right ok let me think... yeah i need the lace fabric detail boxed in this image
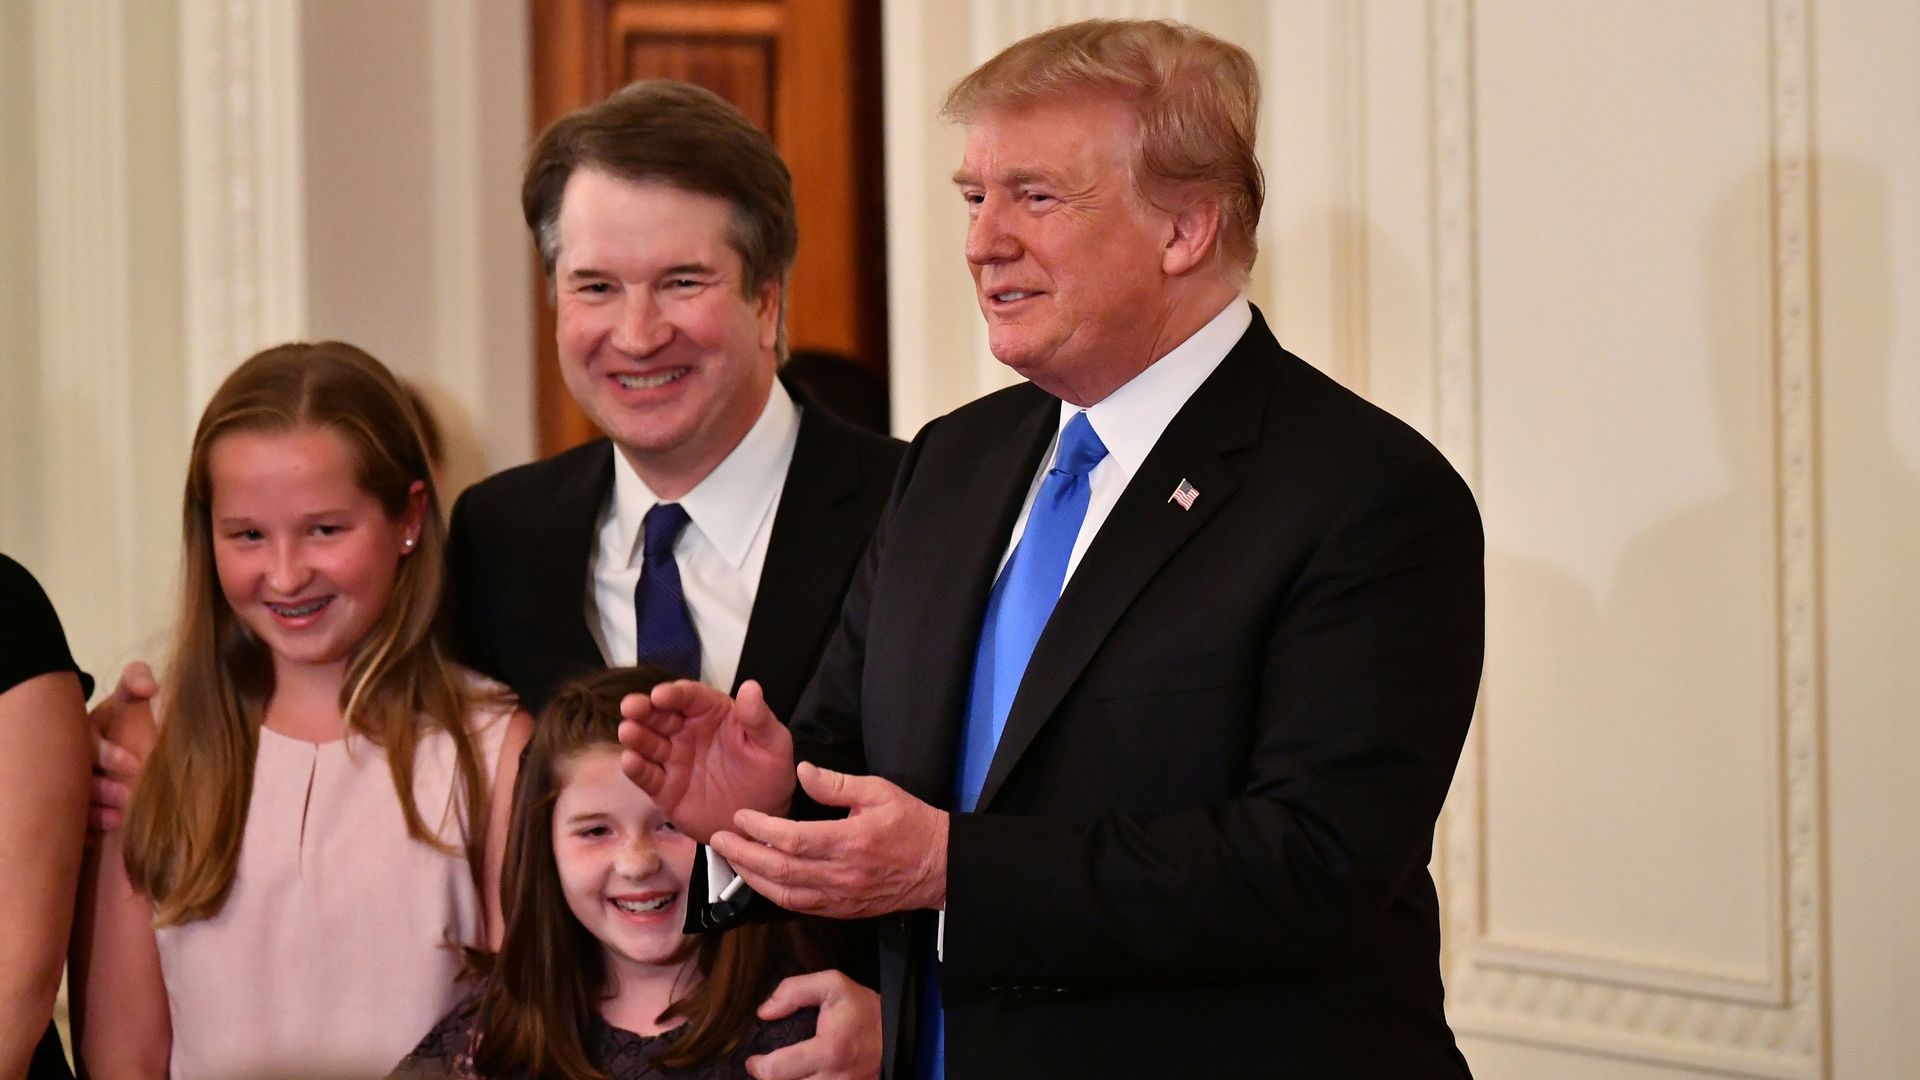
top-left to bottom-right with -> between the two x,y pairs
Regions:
390,992 -> 818,1080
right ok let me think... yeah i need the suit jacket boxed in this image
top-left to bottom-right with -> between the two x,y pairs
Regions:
790,310 -> 1483,1078
446,392 -> 905,718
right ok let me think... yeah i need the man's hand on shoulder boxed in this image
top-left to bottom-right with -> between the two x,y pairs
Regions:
618,678 -> 795,843
87,661 -> 158,832
746,968 -> 882,1080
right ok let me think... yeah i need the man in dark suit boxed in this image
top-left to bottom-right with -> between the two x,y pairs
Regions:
450,80 -> 902,721
449,402 -> 897,720
642,24 -> 1483,1078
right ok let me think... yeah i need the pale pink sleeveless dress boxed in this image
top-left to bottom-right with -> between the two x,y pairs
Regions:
154,686 -> 514,1080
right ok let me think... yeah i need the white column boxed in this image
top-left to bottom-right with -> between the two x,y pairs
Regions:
179,0 -> 309,415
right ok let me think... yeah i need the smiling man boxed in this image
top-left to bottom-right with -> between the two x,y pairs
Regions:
449,81 -> 903,724
621,20 -> 1485,1079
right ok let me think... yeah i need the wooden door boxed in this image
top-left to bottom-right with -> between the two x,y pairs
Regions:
531,0 -> 887,455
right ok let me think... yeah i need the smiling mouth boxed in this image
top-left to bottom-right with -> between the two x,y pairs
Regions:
611,895 -> 675,915
989,290 -> 1039,303
613,368 -> 689,390
266,597 -> 331,618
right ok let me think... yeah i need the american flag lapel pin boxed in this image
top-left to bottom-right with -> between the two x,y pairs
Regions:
1168,477 -> 1199,510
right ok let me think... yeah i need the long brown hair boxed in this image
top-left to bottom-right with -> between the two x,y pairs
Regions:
122,341 -> 495,926
474,667 -> 819,1078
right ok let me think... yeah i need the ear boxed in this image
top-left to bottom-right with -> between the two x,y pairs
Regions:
400,479 -> 428,555
1161,194 -> 1223,277
754,278 -> 783,353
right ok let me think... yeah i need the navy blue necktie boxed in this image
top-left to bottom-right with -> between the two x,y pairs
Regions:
633,502 -> 699,680
921,412 -> 1108,1080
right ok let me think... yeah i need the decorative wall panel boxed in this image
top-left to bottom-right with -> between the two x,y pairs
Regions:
1436,1 -> 1828,1075
180,0 -> 308,417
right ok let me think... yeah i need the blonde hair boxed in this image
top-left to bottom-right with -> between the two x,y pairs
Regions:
942,18 -> 1264,280
123,341 -> 497,926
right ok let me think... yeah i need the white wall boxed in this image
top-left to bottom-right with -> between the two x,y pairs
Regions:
6,2 -> 1915,1075
883,2 -> 1919,1076
3,0 -> 536,681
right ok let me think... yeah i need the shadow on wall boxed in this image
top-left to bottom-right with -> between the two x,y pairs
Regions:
1478,157 -> 1912,974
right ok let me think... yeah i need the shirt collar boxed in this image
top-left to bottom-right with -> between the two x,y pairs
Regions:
608,380 -> 800,569
1064,295 -> 1251,474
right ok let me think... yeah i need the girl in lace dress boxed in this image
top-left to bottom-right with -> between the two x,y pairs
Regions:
74,342 -> 532,1078
391,666 -> 823,1080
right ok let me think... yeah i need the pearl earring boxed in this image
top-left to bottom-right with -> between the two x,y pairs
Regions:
403,537 -> 416,551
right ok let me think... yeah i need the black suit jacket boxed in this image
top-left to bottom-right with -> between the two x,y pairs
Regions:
790,310 -> 1483,1078
447,394 -> 905,718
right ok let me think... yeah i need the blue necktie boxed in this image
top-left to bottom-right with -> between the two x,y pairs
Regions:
633,502 -> 699,680
954,411 -> 1107,812
922,412 -> 1108,1080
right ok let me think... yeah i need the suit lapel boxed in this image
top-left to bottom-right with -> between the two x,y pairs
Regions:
975,321 -> 1281,810
896,392 -> 1059,803
525,441 -> 610,673
737,404 -> 864,715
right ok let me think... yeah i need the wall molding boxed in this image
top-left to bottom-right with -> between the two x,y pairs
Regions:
180,0 -> 307,416
1436,0 -> 1830,1074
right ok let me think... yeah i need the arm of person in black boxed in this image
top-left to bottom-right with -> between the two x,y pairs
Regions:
0,555 -> 94,1079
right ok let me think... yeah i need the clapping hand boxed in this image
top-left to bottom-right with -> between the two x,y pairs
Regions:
618,678 -> 796,843
712,762 -> 948,919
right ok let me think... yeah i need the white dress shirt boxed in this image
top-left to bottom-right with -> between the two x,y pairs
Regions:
994,296 -> 1252,587
586,381 -> 801,690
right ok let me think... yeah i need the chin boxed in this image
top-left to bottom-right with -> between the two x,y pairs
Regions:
988,340 -> 1039,375
608,410 -> 697,454
274,642 -> 350,668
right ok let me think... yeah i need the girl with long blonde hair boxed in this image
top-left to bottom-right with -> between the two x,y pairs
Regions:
73,342 -> 532,1079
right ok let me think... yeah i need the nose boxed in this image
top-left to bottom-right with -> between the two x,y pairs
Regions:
609,291 -> 674,357
266,539 -> 311,597
613,831 -> 663,881
966,196 -> 1019,267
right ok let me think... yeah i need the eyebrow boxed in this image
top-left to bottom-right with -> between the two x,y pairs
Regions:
563,262 -> 720,283
561,811 -> 608,826
213,510 -> 353,529
951,167 -> 1065,189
